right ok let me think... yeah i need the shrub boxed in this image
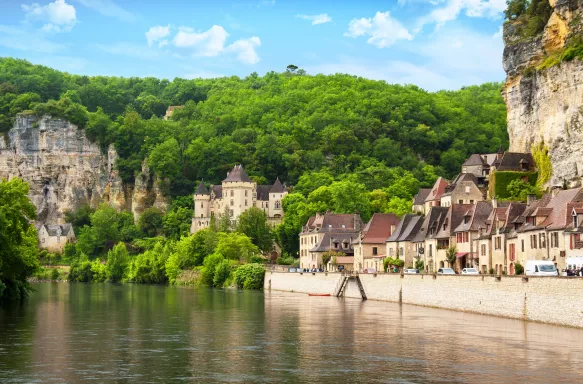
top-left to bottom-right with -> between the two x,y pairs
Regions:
514,262 -> 524,275
50,268 -> 60,281
69,255 -> 93,282
106,242 -> 129,283
199,253 -> 225,286
489,268 -> 495,275
276,255 -> 295,265
91,260 -> 108,282
213,259 -> 232,288
415,260 -> 424,271
233,263 -> 265,290
126,243 -> 170,284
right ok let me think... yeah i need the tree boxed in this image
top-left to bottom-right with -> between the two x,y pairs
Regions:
236,207 -> 273,254
321,251 -> 345,268
218,206 -> 233,233
138,207 -> 164,237
328,180 -> 372,222
163,207 -> 192,240
215,232 -> 259,262
0,178 -> 39,301
445,246 -> 458,268
505,0 -> 528,20
106,242 -> 129,283
506,179 -> 540,202
149,138 -> 182,181
286,64 -> 298,73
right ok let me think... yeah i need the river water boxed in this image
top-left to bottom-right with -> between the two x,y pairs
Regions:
1,283 -> 582,383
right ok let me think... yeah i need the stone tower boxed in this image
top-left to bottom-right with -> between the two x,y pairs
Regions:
191,180 -> 211,233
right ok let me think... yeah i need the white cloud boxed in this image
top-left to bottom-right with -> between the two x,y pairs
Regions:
173,25 -> 229,56
74,0 -> 137,22
345,11 -> 412,48
493,25 -> 503,39
416,0 -> 506,31
225,36 -> 261,64
296,14 -> 332,25
169,25 -> 261,64
146,25 -> 170,47
21,0 -> 77,33
0,24 -> 65,52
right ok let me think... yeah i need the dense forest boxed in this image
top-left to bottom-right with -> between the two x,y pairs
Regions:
0,57 -> 509,258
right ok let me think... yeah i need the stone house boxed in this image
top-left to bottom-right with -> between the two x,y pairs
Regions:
430,204 -> 473,271
163,105 -> 184,120
38,223 -> 75,253
563,204 -> 583,260
412,188 -> 431,214
353,213 -> 400,273
421,206 -> 449,273
191,165 -> 288,233
327,256 -> 355,272
299,213 -> 364,270
492,152 -> 536,173
461,153 -> 491,179
452,201 -> 494,271
386,214 -> 424,269
424,177 -> 448,212
440,173 -> 485,207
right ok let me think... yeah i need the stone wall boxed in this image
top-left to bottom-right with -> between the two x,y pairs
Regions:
265,272 -> 583,328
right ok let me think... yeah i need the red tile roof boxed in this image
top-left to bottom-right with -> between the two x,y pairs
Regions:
361,213 -> 400,243
425,177 -> 449,203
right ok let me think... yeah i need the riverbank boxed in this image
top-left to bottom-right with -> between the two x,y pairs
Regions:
264,271 -> 583,328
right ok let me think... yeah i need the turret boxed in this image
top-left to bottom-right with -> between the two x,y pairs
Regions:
268,177 -> 287,221
191,180 -> 211,233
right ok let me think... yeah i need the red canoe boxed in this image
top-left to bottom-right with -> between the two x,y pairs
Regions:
308,293 -> 331,296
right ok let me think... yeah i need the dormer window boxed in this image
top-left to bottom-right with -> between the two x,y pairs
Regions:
341,224 -> 346,228
573,211 -> 579,228
328,224 -> 332,228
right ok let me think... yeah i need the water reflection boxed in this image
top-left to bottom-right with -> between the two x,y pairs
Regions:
0,283 -> 582,383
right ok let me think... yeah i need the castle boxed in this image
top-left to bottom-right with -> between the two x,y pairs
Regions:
190,165 -> 288,233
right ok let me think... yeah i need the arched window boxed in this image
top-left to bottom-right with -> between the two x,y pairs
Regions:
275,201 -> 281,209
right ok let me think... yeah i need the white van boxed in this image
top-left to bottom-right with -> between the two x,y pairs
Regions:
524,260 -> 558,276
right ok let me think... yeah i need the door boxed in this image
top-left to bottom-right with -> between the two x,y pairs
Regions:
510,263 -> 515,275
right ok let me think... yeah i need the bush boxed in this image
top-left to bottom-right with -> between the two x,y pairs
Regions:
514,262 -> 524,275
126,243 -> 170,284
233,263 -> 265,290
200,253 -> 224,287
91,260 -> 108,282
415,260 -> 424,271
276,255 -> 295,265
489,268 -> 495,275
106,242 -> 129,283
50,268 -> 60,281
69,256 -> 93,282
250,255 -> 268,264
213,259 -> 232,288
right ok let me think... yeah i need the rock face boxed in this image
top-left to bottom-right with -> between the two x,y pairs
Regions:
0,115 -> 166,224
502,0 -> 583,187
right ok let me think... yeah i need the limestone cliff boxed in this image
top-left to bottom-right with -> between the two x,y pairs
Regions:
0,115 -> 166,224
502,0 -> 583,187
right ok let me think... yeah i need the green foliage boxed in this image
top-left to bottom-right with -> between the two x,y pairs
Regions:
162,206 -> 192,240
531,142 -> 552,189
415,259 -> 424,271
64,205 -> 94,229
506,179 -> 541,202
50,267 -> 60,281
69,253 -> 93,282
445,246 -> 458,267
126,242 -> 170,284
106,242 -> 129,283
138,207 -> 164,237
200,253 -> 225,287
276,255 -> 295,265
90,260 -> 108,282
505,0 -> 553,39
322,251 -> 345,267
233,263 -> 265,290
514,262 -> 524,275
489,171 -> 538,199
0,178 -> 39,301
215,232 -> 259,262
213,259 -> 233,288
236,207 -> 273,253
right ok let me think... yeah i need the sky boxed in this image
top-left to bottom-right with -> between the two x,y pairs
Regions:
0,0 -> 508,91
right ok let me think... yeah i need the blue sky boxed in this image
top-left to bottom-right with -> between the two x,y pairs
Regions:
0,0 -> 508,91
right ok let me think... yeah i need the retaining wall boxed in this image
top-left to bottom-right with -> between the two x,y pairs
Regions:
264,272 -> 583,328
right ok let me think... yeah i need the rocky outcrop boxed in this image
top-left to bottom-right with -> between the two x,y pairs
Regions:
0,115 -> 166,224
502,0 -> 583,187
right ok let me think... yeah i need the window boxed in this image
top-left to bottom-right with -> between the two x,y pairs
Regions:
230,200 -> 234,206
530,235 -> 537,249
372,247 -> 378,255
551,232 -> 559,248
573,213 -> 579,228
275,201 -> 281,209
429,244 -> 433,257
521,239 -> 524,252
229,209 -> 234,217
465,186 -> 470,193
245,190 -> 248,197
230,190 -> 234,197
334,243 -> 339,249
570,233 -> 581,249
201,202 -> 203,208
389,248 -> 394,256
399,247 -> 404,256
481,244 -> 486,256
539,233 -> 546,248
509,243 -> 515,261
458,200 -> 464,204
245,199 -> 248,206
463,167 -> 467,173
495,236 -> 501,250
469,200 -> 474,204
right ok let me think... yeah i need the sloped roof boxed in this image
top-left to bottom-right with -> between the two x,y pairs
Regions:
413,189 -> 431,205
496,152 -> 536,172
437,204 -> 473,239
45,224 -> 72,237
462,154 -> 488,166
425,177 -> 449,203
388,214 -> 421,242
361,213 -> 400,243
543,188 -> 583,230
195,180 -> 209,195
270,178 -> 285,193
256,185 -> 271,200
311,233 -> 357,254
424,206 -> 449,240
223,164 -> 252,182
211,185 -> 223,198
454,201 -> 493,233
302,213 -> 364,233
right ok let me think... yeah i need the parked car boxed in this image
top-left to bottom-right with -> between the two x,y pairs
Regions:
437,268 -> 455,275
524,260 -> 558,276
288,267 -> 296,273
404,268 -> 419,274
461,268 -> 479,275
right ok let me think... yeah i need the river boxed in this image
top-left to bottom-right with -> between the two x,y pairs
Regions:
0,283 -> 582,383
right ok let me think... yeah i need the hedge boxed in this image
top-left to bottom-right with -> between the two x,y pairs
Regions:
489,171 -> 538,199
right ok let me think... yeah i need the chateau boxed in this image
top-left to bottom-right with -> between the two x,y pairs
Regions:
190,165 -> 288,233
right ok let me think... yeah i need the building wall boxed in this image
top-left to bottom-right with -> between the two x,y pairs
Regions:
450,182 -> 484,205
477,238 -> 491,274
490,233 -> 506,275
264,271 -> 583,328
38,227 -> 74,253
299,232 -> 324,269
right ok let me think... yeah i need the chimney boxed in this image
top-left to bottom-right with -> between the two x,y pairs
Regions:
527,194 -> 537,205
551,187 -> 560,197
492,198 -> 497,209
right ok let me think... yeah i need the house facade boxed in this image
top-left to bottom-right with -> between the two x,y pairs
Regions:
38,224 -> 75,253
191,165 -> 288,233
353,213 -> 400,272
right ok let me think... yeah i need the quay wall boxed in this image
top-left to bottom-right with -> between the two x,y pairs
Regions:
264,272 -> 583,328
